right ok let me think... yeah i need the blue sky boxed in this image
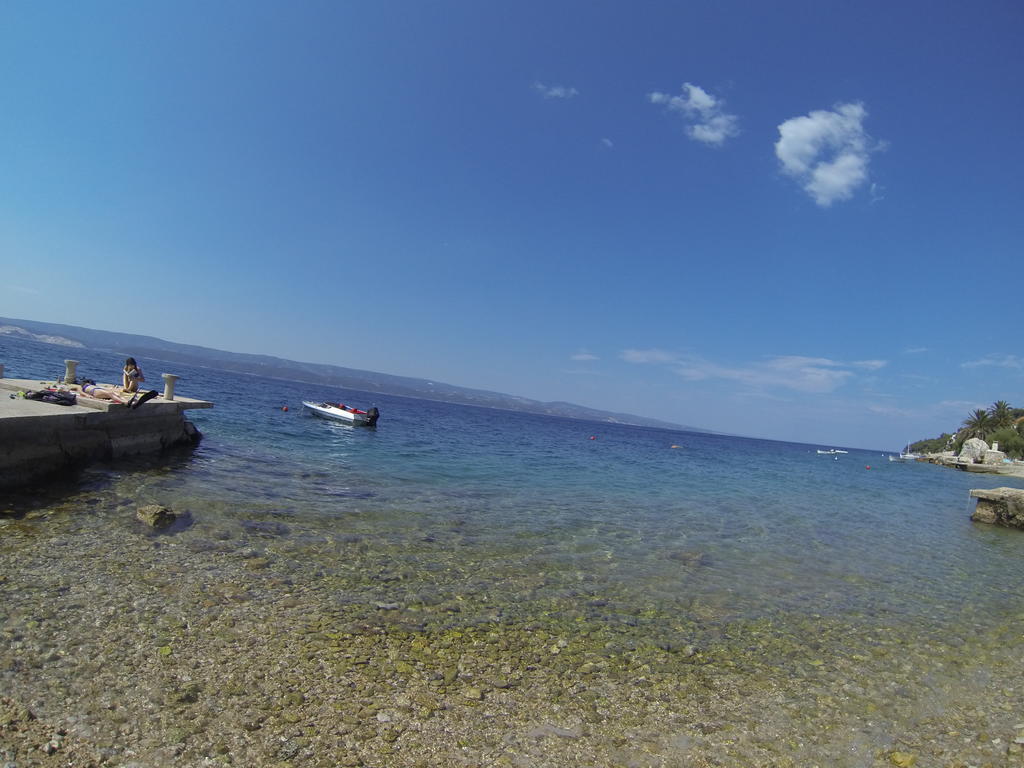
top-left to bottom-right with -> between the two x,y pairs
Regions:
2,1 -> 1021,449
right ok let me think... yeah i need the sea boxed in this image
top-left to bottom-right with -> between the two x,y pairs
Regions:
2,335 -> 1024,766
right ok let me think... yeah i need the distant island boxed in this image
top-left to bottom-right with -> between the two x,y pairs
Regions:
0,317 -> 707,433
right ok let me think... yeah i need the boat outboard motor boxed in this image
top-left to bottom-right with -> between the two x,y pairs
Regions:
366,407 -> 380,426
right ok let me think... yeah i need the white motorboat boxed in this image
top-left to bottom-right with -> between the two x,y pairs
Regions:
303,400 -> 380,426
816,449 -> 848,455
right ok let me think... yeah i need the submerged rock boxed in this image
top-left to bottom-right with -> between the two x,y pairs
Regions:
889,751 -> 917,767
136,504 -> 189,528
241,520 -> 291,537
666,550 -> 711,567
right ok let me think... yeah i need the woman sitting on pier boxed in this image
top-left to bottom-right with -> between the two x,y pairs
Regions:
122,357 -> 145,393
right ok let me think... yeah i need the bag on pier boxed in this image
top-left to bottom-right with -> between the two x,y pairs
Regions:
25,390 -> 77,406
43,391 -> 77,406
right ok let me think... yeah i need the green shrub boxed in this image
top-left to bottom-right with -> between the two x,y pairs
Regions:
988,427 -> 1024,459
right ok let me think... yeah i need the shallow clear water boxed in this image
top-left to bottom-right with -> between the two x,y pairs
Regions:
3,336 -> 1024,766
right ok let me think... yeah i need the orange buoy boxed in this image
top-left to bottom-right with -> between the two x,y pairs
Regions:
589,435 -> 597,440
282,406 -> 289,412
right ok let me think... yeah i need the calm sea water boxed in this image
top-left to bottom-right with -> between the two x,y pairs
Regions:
4,336 -> 1024,764
4,335 -> 1021,630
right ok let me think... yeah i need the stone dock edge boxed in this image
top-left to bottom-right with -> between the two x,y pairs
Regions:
0,375 -> 212,491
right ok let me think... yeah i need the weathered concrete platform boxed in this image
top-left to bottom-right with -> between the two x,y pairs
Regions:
970,487 -> 1024,530
0,376 -> 212,490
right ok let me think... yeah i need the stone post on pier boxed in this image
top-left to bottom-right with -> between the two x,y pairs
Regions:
162,373 -> 179,401
64,360 -> 79,384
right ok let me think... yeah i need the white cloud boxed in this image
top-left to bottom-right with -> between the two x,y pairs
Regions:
625,350 -> 887,394
775,102 -> 877,206
533,82 -> 579,99
648,82 -> 739,146
961,354 -> 1024,370
601,138 -> 614,148
571,351 -> 599,361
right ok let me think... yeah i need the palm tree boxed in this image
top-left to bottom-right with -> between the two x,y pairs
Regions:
963,408 -> 993,439
988,400 -> 1014,428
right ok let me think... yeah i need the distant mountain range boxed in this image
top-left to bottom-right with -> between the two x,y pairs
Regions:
0,317 -> 706,432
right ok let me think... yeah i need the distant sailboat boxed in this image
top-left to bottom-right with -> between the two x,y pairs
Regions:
888,443 -> 920,463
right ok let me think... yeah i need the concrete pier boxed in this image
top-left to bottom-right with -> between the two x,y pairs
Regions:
0,375 -> 212,490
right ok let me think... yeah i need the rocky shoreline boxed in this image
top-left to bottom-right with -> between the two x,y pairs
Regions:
922,454 -> 1024,477
918,439 -> 1024,478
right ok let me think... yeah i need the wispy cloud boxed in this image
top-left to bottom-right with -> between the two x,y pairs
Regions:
868,398 -> 981,423
853,359 -> 887,371
623,351 -> 887,394
533,82 -> 579,99
961,354 -> 1024,370
866,403 -> 916,418
904,347 -> 928,355
648,82 -> 739,146
775,102 -> 879,206
571,351 -> 599,361
9,285 -> 41,295
939,399 -> 983,411
601,138 -> 614,149
686,355 -> 855,393
621,348 -> 678,364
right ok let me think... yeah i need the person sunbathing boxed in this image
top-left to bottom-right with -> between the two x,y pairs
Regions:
80,383 -> 159,409
80,383 -> 124,403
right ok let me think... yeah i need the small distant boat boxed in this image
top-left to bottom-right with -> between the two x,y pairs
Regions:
888,443 -> 919,462
816,449 -> 848,455
302,400 -> 380,426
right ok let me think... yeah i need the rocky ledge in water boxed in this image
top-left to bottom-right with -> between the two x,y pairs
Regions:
970,487 -> 1024,529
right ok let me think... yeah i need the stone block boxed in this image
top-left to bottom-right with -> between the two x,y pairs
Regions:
981,450 -> 1007,465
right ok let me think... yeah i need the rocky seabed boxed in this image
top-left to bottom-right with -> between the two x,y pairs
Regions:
2,480 -> 1024,768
